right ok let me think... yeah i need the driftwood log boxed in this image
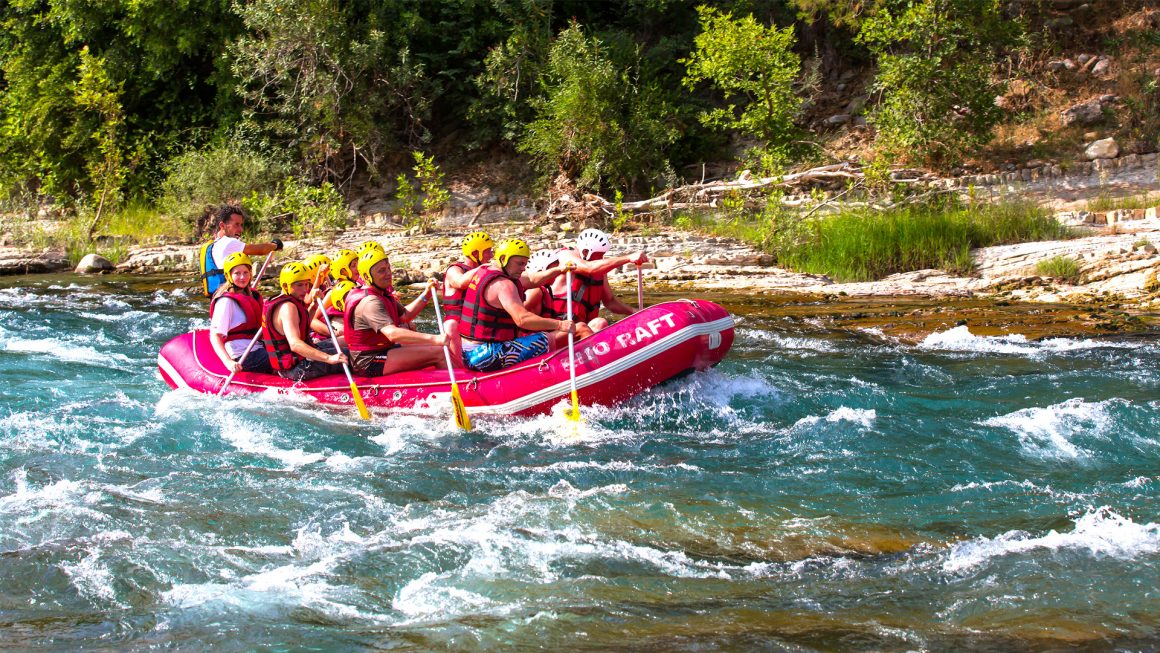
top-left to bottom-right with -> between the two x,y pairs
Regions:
545,162 -> 952,222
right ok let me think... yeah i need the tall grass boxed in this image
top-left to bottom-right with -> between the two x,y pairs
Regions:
678,197 -> 1072,282
1035,255 -> 1081,282
3,199 -> 185,266
1086,191 -> 1156,213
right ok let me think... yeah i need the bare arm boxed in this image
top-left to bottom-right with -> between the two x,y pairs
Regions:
242,241 -> 278,256
557,250 -> 648,277
209,331 -> 242,372
601,278 -> 636,316
522,265 -> 564,287
280,304 -> 346,364
494,279 -> 572,334
524,287 -> 544,314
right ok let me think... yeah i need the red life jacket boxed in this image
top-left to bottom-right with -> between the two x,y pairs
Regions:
441,261 -> 473,321
568,272 -> 605,322
537,284 -> 565,320
209,286 -> 263,343
459,267 -> 522,343
261,294 -> 310,371
342,285 -> 406,352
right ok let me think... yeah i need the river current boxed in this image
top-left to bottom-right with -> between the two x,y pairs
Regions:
1,274 -> 1158,651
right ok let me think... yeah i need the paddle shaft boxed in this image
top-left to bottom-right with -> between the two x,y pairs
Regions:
565,269 -> 579,412
428,285 -> 460,386
637,265 -> 644,311
315,297 -> 358,389
216,251 -> 275,396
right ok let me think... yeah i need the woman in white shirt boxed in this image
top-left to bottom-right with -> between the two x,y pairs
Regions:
208,252 -> 273,374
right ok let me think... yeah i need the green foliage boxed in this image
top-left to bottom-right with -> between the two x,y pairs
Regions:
857,0 -> 1021,166
519,21 -> 678,192
244,177 -> 349,239
611,190 -> 632,232
681,6 -> 801,157
398,151 -> 450,233
395,174 -> 418,225
74,47 -> 136,236
0,0 -> 240,200
157,142 -> 290,237
1035,255 -> 1081,282
1086,191 -> 1156,213
679,197 -> 1067,282
414,152 -> 449,217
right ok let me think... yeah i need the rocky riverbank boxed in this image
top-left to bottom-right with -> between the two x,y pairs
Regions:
4,153 -> 1160,320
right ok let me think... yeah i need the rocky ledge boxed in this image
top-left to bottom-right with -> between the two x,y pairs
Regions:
0,247 -> 69,275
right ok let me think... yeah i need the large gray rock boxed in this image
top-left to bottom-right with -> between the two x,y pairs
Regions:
1061,98 -> 1106,126
1091,58 -> 1111,76
75,253 -> 114,274
1084,138 -> 1119,160
0,247 -> 71,276
115,245 -> 196,274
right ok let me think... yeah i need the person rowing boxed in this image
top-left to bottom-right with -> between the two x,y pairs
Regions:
197,204 -> 283,297
441,231 -> 494,336
342,249 -> 463,376
457,239 -> 586,372
541,228 -> 648,332
261,261 -> 348,382
208,252 -> 273,374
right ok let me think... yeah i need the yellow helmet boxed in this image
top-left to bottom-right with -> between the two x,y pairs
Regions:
357,240 -> 385,258
461,231 -> 495,264
330,249 -> 358,281
279,261 -> 313,295
222,252 -> 253,279
357,249 -> 390,286
329,280 -> 357,312
304,253 -> 331,271
495,238 -> 531,269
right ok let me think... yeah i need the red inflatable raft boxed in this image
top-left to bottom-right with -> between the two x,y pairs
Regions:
157,300 -> 735,418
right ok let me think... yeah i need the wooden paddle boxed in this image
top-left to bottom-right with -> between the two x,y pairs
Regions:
563,266 -> 582,425
315,296 -> 370,420
429,284 -> 472,431
217,252 -> 274,396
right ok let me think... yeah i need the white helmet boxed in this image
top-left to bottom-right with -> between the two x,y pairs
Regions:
575,228 -> 611,260
526,249 -> 560,274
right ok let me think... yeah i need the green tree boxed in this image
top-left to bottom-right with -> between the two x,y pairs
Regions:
75,47 -> 135,234
680,6 -> 802,158
0,0 -> 241,202
519,21 -> 677,192
856,0 -> 1021,165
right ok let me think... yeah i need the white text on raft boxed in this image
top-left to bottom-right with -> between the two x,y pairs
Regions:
571,313 -> 677,366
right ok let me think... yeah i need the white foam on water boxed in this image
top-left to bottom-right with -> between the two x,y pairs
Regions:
793,406 -> 877,430
501,460 -> 702,475
0,471 -> 101,514
981,397 -> 1113,460
942,508 -> 1160,573
393,571 -> 495,619
215,413 -> 324,469
78,309 -> 158,324
919,325 -> 1147,357
60,548 -> 121,606
738,329 -> 841,355
1,334 -> 133,366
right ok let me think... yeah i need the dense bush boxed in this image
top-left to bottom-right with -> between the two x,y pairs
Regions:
519,22 -> 678,192
856,0 -> 1021,165
157,143 -> 290,237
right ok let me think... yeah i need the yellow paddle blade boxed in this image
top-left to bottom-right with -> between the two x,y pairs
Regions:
450,384 -> 472,431
350,381 -> 371,420
567,389 -> 583,422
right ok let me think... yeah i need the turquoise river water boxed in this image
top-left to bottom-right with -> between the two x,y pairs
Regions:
1,274 -> 1158,651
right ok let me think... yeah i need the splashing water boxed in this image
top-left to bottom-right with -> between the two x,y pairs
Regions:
1,274 -> 1158,651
